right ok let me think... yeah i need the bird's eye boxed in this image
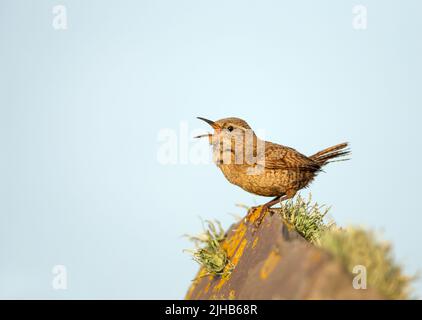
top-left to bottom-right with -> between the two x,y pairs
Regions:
227,126 -> 234,132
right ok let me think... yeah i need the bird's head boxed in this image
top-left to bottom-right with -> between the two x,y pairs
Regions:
195,117 -> 254,144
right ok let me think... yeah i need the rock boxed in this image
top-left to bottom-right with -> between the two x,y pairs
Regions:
185,207 -> 383,300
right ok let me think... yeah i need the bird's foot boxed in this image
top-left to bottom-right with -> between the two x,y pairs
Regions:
254,206 -> 269,229
244,205 -> 269,230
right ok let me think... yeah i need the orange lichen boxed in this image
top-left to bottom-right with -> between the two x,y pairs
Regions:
195,289 -> 203,299
260,250 -> 281,280
185,281 -> 196,299
185,267 -> 210,299
204,282 -> 211,293
214,237 -> 249,292
187,209 -> 264,298
246,207 -> 262,223
213,269 -> 231,291
185,288 -> 193,299
229,290 -> 236,300
223,222 -> 247,257
252,237 -> 259,249
231,238 -> 248,266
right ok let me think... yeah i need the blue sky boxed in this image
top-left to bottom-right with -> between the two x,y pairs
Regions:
1,0 -> 421,298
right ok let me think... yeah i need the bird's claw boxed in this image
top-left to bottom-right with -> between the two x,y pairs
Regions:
252,206 -> 269,231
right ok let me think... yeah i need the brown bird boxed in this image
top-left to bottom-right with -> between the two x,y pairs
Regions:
196,117 -> 350,226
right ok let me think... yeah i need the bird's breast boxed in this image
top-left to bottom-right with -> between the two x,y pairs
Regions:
218,164 -> 316,197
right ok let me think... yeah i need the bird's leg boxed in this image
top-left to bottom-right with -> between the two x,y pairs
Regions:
254,190 -> 297,228
254,195 -> 283,227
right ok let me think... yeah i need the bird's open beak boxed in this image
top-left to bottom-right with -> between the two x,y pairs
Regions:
195,117 -> 221,144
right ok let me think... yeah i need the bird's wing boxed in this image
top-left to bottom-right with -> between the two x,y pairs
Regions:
261,143 -> 320,172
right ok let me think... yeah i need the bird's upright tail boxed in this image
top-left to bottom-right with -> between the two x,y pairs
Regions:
310,142 -> 351,167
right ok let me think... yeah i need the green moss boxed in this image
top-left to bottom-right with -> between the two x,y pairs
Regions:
278,194 -> 334,243
184,220 -> 233,278
319,227 -> 415,299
